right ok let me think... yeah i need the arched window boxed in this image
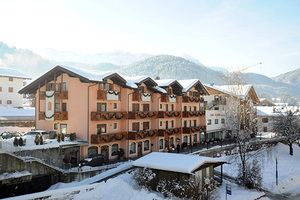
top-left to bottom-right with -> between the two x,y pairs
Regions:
193,134 -> 197,143
183,136 -> 188,143
111,144 -> 118,156
144,140 -> 150,151
88,146 -> 98,156
130,142 -> 136,154
48,102 -> 52,110
159,139 -> 164,149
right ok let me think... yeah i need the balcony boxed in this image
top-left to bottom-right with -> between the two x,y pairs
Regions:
158,128 -> 181,136
97,90 -> 120,101
91,112 -> 127,121
128,130 -> 157,140
39,112 -> 45,120
182,111 -> 205,118
132,92 -> 140,101
182,125 -> 206,134
160,94 -> 177,103
213,99 -> 226,106
182,96 -> 204,103
158,111 -> 181,118
128,111 -> 157,119
141,93 -> 151,102
91,133 -> 127,144
54,112 -> 68,120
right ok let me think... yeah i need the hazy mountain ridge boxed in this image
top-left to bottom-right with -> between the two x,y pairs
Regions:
272,68 -> 300,87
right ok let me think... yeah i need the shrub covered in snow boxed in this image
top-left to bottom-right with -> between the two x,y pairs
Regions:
237,158 -> 262,189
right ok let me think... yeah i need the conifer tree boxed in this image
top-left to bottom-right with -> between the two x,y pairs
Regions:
13,136 -> 19,146
34,133 -> 40,145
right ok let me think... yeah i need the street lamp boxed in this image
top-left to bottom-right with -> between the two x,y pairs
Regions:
275,156 -> 279,186
204,178 -> 211,200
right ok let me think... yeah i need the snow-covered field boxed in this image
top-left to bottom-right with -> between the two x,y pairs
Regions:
5,142 -> 300,200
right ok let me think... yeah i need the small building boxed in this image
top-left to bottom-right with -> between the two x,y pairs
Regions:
133,152 -> 226,194
0,67 -> 31,107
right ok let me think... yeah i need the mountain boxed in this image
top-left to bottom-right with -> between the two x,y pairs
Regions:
117,55 -> 224,84
37,48 -> 153,66
272,68 -> 300,87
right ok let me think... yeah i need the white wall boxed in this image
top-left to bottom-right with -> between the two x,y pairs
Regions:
0,76 -> 25,107
206,110 -> 226,132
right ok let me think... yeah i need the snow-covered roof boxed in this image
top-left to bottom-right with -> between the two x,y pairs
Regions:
152,86 -> 167,93
256,106 -> 300,116
122,75 -> 149,88
133,152 -> 226,174
155,79 -> 176,87
0,67 -> 31,79
178,79 -> 199,92
217,84 -> 252,99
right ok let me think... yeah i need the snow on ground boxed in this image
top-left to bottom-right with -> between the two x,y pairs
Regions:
216,142 -> 300,196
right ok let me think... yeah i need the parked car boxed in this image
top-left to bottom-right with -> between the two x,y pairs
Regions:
79,154 -> 106,167
24,130 -> 50,139
0,131 -> 21,139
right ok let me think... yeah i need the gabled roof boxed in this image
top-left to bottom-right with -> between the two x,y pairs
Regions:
259,98 -> 276,106
133,152 -> 226,174
0,67 -> 31,79
19,65 -> 126,94
155,79 -> 183,95
178,79 -> 209,95
123,76 -> 158,89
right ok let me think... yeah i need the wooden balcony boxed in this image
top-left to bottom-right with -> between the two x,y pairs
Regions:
128,111 -> 157,119
182,126 -> 206,134
91,133 -> 127,144
91,112 -> 127,121
158,128 -> 181,136
158,111 -> 181,118
128,130 -> 157,140
97,90 -> 107,100
182,111 -> 205,118
161,94 -> 167,102
132,92 -> 140,101
97,90 -> 120,100
182,96 -> 204,103
62,91 -> 68,99
39,93 -> 45,100
54,112 -> 68,120
39,112 -> 45,120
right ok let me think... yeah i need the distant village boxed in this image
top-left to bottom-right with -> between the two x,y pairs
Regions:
0,65 -> 299,199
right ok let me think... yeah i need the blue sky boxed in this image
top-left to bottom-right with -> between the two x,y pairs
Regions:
0,0 -> 299,77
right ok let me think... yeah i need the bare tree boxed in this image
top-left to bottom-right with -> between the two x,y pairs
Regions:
272,108 -> 300,155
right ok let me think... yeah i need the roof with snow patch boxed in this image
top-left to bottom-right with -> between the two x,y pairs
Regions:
0,67 -> 31,79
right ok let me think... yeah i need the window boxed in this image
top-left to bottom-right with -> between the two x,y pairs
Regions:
160,104 -> 163,109
183,136 -> 188,143
194,106 -> 197,111
0,87 -> 2,92
48,102 -> 52,110
221,118 -> 225,124
48,84 -> 54,91
97,124 -> 107,134
160,121 -> 163,127
54,123 -> 58,130
171,104 -> 174,111
111,144 -> 118,156
113,122 -> 118,130
214,95 -> 219,101
159,139 -> 164,149
130,142 -> 136,154
132,122 -> 140,131
62,103 -> 67,112
262,118 -> 268,123
143,104 -> 150,111
189,91 -> 193,96
143,121 -> 150,130
144,140 -> 150,151
113,103 -> 118,110
171,120 -> 174,128
106,83 -> 114,91
9,87 -> 13,93
0,100 -> 2,104
88,146 -> 98,156
194,120 -> 197,127
215,119 -> 218,124
165,104 -> 169,111
189,120 -> 192,127
193,134 -> 197,143
55,103 -> 60,112
207,119 -> 211,125
263,127 -> 268,132
60,124 -> 67,134
170,137 -> 174,146
214,107 -> 219,110
184,120 -> 187,127
184,106 -> 187,111
62,82 -> 67,91
9,77 -> 13,81
132,103 -> 140,112
97,103 -> 107,112
189,106 -> 192,111
7,100 -> 12,104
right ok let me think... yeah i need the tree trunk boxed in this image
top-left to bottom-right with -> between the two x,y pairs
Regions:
289,143 -> 293,156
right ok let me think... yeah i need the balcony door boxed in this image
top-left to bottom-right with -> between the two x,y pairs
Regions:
166,121 -> 169,129
132,103 -> 140,112
97,103 -> 107,112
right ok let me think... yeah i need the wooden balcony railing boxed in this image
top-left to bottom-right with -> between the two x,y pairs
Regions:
128,130 -> 157,140
91,133 -> 127,144
182,96 -> 204,103
62,91 -> 68,99
128,111 -> 157,119
161,94 -> 167,102
158,128 -> 181,136
132,92 -> 140,101
182,125 -> 206,134
97,90 -> 120,101
39,93 -> 45,100
182,111 -> 205,118
39,112 -> 45,120
91,112 -> 127,121
158,111 -> 181,118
